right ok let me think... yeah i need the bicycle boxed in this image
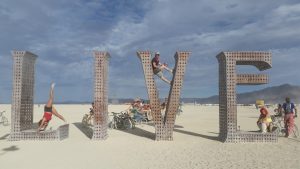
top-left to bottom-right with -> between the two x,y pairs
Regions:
109,111 -> 135,130
177,103 -> 183,116
0,111 -> 9,126
271,115 -> 299,138
82,111 -> 94,126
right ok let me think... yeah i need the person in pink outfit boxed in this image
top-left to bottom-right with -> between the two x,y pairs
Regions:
282,97 -> 297,137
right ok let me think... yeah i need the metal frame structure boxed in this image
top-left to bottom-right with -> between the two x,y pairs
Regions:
92,51 -> 110,140
217,51 -> 277,143
8,50 -> 277,143
9,51 -> 69,141
137,51 -> 190,140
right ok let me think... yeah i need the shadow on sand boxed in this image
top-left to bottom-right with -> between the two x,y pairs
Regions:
173,128 -> 220,141
0,134 -> 10,140
248,116 -> 259,119
73,122 -> 155,140
73,122 -> 219,141
146,123 -> 219,141
288,137 -> 300,142
146,122 -> 184,129
117,127 -> 155,140
0,145 -> 20,156
73,122 -> 93,139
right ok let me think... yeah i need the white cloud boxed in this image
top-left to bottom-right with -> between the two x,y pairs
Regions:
0,0 -> 299,102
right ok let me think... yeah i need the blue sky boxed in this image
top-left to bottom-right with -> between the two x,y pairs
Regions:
0,0 -> 300,103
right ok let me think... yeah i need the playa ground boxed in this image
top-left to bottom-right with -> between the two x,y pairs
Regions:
0,104 -> 299,169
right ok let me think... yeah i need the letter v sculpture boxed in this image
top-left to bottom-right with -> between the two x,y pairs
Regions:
137,51 -> 190,141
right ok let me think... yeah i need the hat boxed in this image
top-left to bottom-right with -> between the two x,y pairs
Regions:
134,97 -> 141,102
155,52 -> 160,55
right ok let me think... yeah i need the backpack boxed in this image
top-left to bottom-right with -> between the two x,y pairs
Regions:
283,103 -> 294,113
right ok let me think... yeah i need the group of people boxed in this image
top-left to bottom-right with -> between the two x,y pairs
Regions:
125,98 -> 152,122
125,97 -> 176,122
38,54 -> 297,138
36,52 -> 167,131
257,97 -> 297,137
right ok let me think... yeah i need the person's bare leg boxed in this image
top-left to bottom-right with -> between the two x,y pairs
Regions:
160,76 -> 171,84
52,107 -> 66,122
164,66 -> 173,73
46,83 -> 55,108
41,121 -> 48,130
38,118 -> 47,131
161,64 -> 173,74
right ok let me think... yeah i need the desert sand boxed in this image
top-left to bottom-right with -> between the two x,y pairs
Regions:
0,104 -> 299,169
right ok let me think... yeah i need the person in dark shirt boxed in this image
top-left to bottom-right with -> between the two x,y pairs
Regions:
282,97 -> 298,137
151,52 -> 173,84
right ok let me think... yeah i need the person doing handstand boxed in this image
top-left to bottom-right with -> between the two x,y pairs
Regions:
38,83 -> 66,131
151,52 -> 173,84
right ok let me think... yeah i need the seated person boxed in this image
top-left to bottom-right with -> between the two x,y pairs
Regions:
151,52 -> 173,84
126,98 -> 145,122
141,103 -> 152,121
274,104 -> 283,117
257,106 -> 272,133
132,109 -> 145,122
89,102 -> 95,115
86,102 -> 95,125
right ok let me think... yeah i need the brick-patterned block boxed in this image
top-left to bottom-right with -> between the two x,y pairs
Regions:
9,50 -> 69,141
92,51 -> 110,140
217,51 -> 277,143
137,51 -> 190,140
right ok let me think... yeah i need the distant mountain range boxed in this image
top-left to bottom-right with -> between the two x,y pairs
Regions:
41,84 -> 299,105
182,84 -> 300,104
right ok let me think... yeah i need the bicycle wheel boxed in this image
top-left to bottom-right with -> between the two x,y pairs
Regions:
292,125 -> 299,138
272,122 -> 280,135
82,115 -> 88,126
131,119 -> 135,129
275,126 -> 283,136
123,118 -> 133,129
113,117 -> 119,129
89,115 -> 94,126
108,121 -> 115,129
